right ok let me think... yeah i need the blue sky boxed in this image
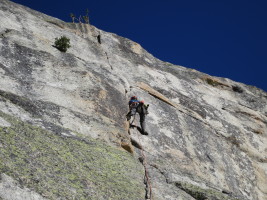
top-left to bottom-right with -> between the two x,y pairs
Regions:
12,0 -> 267,92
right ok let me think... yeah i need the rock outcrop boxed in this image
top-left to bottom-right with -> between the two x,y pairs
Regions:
0,0 -> 266,199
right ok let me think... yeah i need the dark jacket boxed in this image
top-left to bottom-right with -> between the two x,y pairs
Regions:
137,103 -> 148,115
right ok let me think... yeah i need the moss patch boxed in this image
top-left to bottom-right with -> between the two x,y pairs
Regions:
206,78 -> 221,87
175,182 -> 240,200
205,78 -> 230,89
0,111 -> 144,200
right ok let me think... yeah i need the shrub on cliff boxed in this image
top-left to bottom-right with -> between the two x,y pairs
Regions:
54,36 -> 71,52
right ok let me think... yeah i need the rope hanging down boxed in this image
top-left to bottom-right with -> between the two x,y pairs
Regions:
131,114 -> 153,200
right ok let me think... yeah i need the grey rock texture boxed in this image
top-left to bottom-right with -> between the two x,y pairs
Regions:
0,0 -> 267,199
0,174 -> 46,200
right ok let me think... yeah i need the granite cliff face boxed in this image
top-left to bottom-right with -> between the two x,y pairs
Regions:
0,0 -> 267,199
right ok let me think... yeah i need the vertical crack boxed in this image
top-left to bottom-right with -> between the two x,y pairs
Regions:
104,51 -> 113,70
139,156 -> 152,199
129,119 -> 153,199
130,128 -> 152,199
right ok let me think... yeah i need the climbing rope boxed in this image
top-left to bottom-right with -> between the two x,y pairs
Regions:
132,113 -> 153,200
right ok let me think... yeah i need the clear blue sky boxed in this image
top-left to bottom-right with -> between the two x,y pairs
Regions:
11,0 -> 267,92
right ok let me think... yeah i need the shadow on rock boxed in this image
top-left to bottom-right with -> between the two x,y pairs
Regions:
130,124 -> 148,135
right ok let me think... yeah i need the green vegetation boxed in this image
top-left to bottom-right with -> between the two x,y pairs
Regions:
83,9 -> 90,24
54,36 -> 71,52
70,13 -> 76,23
0,111 -> 144,200
69,9 -> 89,24
175,182 -> 240,200
206,78 -> 221,87
205,77 -> 231,89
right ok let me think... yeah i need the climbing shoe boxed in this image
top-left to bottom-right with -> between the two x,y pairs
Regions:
126,114 -> 131,121
142,131 -> 148,135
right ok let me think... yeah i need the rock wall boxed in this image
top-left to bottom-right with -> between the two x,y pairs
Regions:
0,0 -> 266,199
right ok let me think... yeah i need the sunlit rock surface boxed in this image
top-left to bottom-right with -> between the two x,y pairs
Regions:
0,0 -> 267,199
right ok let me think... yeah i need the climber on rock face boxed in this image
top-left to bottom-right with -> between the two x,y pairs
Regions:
126,96 -> 149,135
137,100 -> 149,135
126,96 -> 139,120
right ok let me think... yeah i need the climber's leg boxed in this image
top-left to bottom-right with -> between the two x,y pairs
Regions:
140,114 -> 148,135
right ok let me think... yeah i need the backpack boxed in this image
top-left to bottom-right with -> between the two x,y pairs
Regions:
137,103 -> 149,115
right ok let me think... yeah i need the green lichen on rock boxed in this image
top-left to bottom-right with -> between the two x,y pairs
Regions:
206,78 -> 221,87
175,182 -> 240,200
0,111 -> 145,200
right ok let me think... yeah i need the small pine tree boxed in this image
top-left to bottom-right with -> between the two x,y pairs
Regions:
83,9 -> 89,24
83,15 -> 89,24
78,15 -> 83,24
70,13 -> 76,23
54,36 -> 71,52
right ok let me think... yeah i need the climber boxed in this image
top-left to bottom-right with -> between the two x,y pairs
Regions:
136,100 -> 149,135
126,96 -> 140,120
126,96 -> 149,135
